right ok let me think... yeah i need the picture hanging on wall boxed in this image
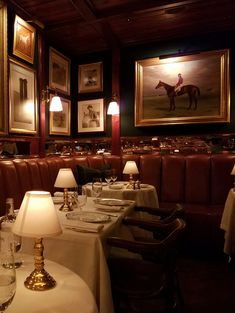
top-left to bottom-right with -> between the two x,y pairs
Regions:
135,49 -> 230,126
77,98 -> 104,133
78,62 -> 103,93
49,47 -> 71,95
49,96 -> 71,136
9,58 -> 38,134
13,15 -> 36,64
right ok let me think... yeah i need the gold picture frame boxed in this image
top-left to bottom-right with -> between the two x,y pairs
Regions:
9,58 -> 38,134
13,15 -> 36,64
49,47 -> 70,95
49,96 -> 71,136
0,1 -> 7,135
78,62 -> 103,93
77,98 -> 104,133
135,49 -> 230,126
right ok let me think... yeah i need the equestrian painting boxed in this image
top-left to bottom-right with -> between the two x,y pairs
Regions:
135,49 -> 230,126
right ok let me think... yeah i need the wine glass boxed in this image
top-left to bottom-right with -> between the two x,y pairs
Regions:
0,237 -> 16,312
77,186 -> 87,210
92,178 -> 103,198
111,169 -> 117,184
104,171 -> 112,186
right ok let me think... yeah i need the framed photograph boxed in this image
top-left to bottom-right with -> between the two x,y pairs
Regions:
0,2 -> 8,135
77,98 -> 104,133
13,15 -> 36,64
78,62 -> 103,93
49,47 -> 70,95
49,96 -> 71,136
135,49 -> 230,126
9,58 -> 38,134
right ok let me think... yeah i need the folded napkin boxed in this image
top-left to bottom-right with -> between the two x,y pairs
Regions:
95,203 -> 122,212
109,184 -> 124,190
63,222 -> 104,233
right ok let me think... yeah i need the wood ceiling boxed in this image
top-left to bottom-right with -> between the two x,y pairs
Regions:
5,0 -> 235,57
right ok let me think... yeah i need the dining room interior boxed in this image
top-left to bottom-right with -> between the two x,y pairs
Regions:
1,0 -> 235,313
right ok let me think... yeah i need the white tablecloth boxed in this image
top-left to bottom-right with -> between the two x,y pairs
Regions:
220,189 -> 235,255
86,182 -> 159,208
20,197 -> 135,313
8,254 -> 98,313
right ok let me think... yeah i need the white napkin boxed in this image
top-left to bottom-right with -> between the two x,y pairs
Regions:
94,203 -> 123,212
63,222 -> 104,233
109,184 -> 124,190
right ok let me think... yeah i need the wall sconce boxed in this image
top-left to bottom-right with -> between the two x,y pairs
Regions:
107,94 -> 119,115
41,86 -> 63,112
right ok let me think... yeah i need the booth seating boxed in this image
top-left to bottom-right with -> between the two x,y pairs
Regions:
0,153 -> 234,253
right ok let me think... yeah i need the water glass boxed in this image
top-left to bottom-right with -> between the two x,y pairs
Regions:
77,186 -> 87,210
92,178 -> 103,198
0,236 -> 16,312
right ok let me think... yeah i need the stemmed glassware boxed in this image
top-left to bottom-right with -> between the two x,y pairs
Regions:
0,237 -> 16,312
111,169 -> 117,184
77,186 -> 87,210
92,178 -> 103,198
104,171 -> 112,186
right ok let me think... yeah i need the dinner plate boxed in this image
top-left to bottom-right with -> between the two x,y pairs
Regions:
109,183 -> 124,190
52,197 -> 64,204
140,184 -> 149,188
94,198 -> 130,206
66,211 -> 111,223
94,203 -> 122,212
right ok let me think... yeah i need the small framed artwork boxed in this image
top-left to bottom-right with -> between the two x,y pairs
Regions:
49,47 -> 70,95
77,98 -> 104,133
0,3 -> 8,135
49,96 -> 71,136
9,58 -> 37,134
78,62 -> 103,93
13,15 -> 36,64
135,49 -> 230,126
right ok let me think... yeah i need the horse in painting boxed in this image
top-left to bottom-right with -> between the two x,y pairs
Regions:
155,80 -> 200,111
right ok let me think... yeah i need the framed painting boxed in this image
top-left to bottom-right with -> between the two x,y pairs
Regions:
9,58 -> 38,134
78,62 -> 103,93
49,96 -> 71,136
13,15 -> 36,64
135,49 -> 230,126
49,47 -> 70,95
77,98 -> 104,133
0,2 -> 7,135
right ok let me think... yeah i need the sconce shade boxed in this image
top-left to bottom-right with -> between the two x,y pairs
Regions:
231,165 -> 235,175
49,95 -> 63,112
123,161 -> 139,175
54,168 -> 78,188
107,100 -> 119,115
12,191 -> 62,238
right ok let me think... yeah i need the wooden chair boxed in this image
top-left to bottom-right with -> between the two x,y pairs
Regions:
107,217 -> 186,313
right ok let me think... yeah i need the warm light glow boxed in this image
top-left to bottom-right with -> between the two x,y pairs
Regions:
12,191 -> 62,238
123,161 -> 139,175
107,100 -> 119,115
49,96 -> 63,112
54,168 -> 77,188
231,165 -> 235,175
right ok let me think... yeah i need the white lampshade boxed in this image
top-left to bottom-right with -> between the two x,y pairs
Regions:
12,191 -> 62,238
123,161 -> 139,175
107,100 -> 119,115
231,165 -> 235,175
54,168 -> 77,188
49,95 -> 63,112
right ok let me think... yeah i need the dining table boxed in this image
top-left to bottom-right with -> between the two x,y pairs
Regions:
8,254 -> 98,313
19,196 -> 136,313
220,188 -> 235,257
85,181 -> 159,208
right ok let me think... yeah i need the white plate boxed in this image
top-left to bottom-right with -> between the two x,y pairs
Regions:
109,184 -> 124,190
53,197 -> 64,204
94,198 -> 130,206
140,184 -> 149,188
66,211 -> 111,223
94,204 -> 122,212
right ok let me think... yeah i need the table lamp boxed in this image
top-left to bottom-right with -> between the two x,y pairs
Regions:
12,191 -> 62,291
231,165 -> 235,191
123,161 -> 139,188
54,168 -> 78,211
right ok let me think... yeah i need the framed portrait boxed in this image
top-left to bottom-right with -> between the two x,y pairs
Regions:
9,58 -> 38,134
0,2 -> 7,135
77,98 -> 104,133
135,49 -> 230,126
13,15 -> 36,64
49,96 -> 71,136
49,47 -> 70,95
78,62 -> 103,93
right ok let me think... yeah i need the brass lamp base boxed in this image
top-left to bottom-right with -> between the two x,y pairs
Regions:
24,268 -> 56,291
59,188 -> 73,212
